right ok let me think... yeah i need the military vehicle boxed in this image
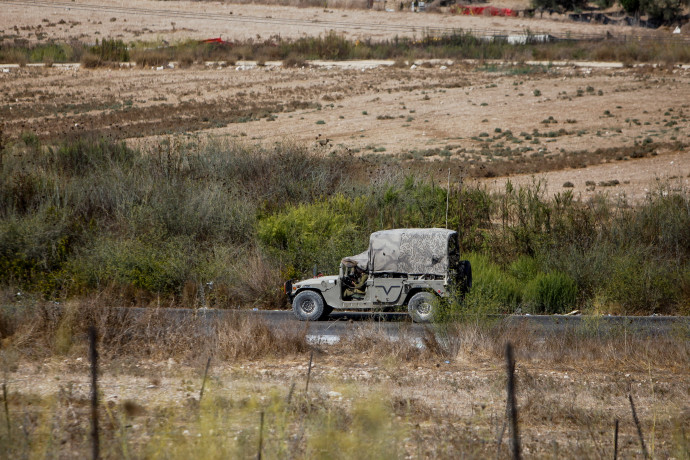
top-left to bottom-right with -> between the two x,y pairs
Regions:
284,228 -> 472,322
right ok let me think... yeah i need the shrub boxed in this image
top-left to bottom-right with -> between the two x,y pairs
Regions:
257,196 -> 364,276
177,49 -> 195,68
463,253 -> 523,312
80,52 -> 102,68
29,43 -> 72,63
89,38 -> 129,62
2,135 -> 689,314
509,255 -> 542,283
596,252 -> 679,315
282,52 -> 306,68
523,271 -> 577,314
0,209 -> 78,296
635,0 -> 687,23
620,0 -> 640,12
69,236 -> 195,296
131,48 -> 170,67
531,0 -> 587,12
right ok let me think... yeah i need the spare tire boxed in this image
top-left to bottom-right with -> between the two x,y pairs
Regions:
458,260 -> 472,295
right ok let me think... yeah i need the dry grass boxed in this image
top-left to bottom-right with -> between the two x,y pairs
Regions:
0,307 -> 688,458
130,48 -> 170,67
334,318 -> 690,374
5,297 -> 308,362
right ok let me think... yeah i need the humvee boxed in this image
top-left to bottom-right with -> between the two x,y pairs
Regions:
284,228 -> 471,323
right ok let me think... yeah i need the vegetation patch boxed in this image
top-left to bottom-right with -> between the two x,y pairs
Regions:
1,136 -> 689,315
2,32 -> 690,66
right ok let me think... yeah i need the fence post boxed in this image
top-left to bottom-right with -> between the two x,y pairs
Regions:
2,383 -> 10,442
305,351 -> 314,393
629,394 -> 649,459
613,418 -> 619,460
89,326 -> 100,460
506,342 -> 521,460
257,411 -> 265,460
199,357 -> 212,402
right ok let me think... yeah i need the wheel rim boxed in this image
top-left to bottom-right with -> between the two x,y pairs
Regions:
417,301 -> 431,316
301,298 -> 316,314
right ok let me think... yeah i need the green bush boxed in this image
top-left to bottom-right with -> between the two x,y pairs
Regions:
283,31 -> 354,60
464,253 -> 523,312
530,0 -> 587,12
509,255 -> 542,283
2,135 -> 689,313
622,0 -> 689,22
542,244 -> 611,307
29,43 -> 73,63
358,177 -> 451,230
70,236 -> 195,295
620,0 -> 641,13
257,195 -> 364,276
455,186 -> 493,252
523,271 -> 577,314
0,209 -> 78,296
596,252 -> 679,315
90,38 -> 129,62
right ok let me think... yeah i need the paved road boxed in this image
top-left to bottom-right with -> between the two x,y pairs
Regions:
3,305 -> 688,342
254,310 -> 690,340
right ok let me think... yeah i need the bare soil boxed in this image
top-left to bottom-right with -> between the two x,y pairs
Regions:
7,342 -> 689,458
2,59 -> 689,200
1,0 -> 689,199
1,0 -> 672,45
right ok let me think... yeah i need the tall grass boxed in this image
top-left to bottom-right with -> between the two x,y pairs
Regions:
9,298 -> 308,360
1,135 -> 689,314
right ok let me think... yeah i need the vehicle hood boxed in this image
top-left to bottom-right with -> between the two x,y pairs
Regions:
294,275 -> 339,289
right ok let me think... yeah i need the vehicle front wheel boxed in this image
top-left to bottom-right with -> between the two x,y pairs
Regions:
292,291 -> 327,321
407,292 -> 438,323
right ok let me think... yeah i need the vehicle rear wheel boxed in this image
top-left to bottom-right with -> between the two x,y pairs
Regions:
407,292 -> 438,323
292,291 -> 327,321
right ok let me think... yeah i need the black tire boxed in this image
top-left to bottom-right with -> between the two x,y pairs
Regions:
458,260 -> 472,295
292,290 -> 326,321
322,304 -> 334,319
407,292 -> 438,323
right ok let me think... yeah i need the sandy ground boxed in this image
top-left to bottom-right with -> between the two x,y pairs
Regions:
483,148 -> 690,202
1,0 -> 674,45
2,0 -> 689,201
2,59 -> 689,201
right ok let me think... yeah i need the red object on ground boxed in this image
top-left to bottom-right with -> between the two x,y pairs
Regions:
450,5 -> 517,16
200,37 -> 231,45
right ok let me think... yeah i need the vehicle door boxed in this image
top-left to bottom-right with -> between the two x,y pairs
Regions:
370,276 -> 404,304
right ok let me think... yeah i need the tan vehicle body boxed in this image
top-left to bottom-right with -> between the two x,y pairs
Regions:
286,228 -> 471,322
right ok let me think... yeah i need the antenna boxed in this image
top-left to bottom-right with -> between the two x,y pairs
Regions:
445,168 -> 450,229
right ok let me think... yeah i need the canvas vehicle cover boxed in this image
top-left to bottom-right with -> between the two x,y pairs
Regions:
366,228 -> 456,275
340,251 -> 369,271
